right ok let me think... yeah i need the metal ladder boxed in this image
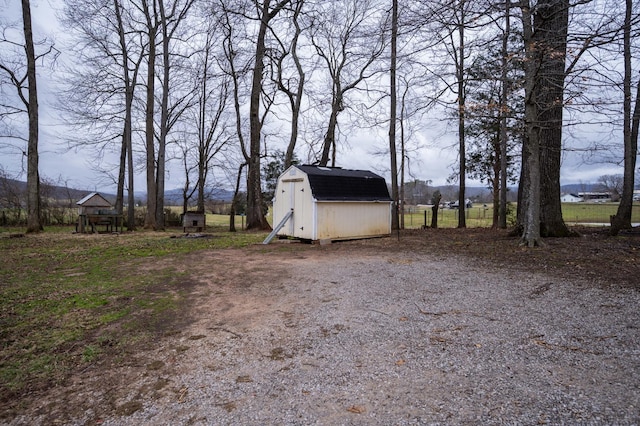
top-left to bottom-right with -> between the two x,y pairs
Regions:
262,209 -> 293,244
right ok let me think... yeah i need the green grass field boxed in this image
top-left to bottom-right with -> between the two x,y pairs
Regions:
400,202 -> 640,229
401,206 -> 499,229
560,202 -> 640,224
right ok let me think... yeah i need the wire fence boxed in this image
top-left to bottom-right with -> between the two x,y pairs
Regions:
402,202 -> 640,229
2,202 -> 639,230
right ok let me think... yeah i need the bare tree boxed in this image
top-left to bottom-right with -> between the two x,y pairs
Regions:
307,0 -> 388,167
610,0 -> 639,235
533,0 -> 630,238
139,0 -> 160,229
217,0 -> 252,232
431,0 -> 497,228
246,0 -> 291,230
597,174 -> 624,200
389,0 -> 399,230
154,0 -> 196,229
177,140 -> 198,214
452,0 -> 468,228
0,0 -> 56,232
20,0 -> 40,232
60,0 -> 145,231
191,21 -> 233,213
173,10 -> 235,216
408,0 -> 494,228
267,0 -> 306,169
114,0 -> 140,230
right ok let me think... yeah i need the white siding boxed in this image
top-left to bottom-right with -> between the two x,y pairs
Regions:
315,202 -> 391,240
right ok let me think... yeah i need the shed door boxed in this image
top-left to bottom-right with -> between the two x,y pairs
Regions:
287,180 -> 306,236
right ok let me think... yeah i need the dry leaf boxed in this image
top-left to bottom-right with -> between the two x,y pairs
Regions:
178,387 -> 188,403
347,405 -> 366,414
236,375 -> 253,383
395,359 -> 405,366
399,317 -> 408,321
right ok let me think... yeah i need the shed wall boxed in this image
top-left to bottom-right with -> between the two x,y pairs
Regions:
315,202 -> 391,240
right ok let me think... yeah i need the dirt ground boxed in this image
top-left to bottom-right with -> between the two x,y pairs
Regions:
4,226 -> 640,424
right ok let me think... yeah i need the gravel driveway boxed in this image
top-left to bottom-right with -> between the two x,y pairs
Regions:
11,242 -> 640,425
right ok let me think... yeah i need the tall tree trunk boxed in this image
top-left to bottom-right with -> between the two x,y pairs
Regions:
197,157 -> 206,212
610,0 -> 638,236
181,157 -> 191,215
431,191 -> 441,229
283,0 -> 304,169
22,0 -> 41,233
536,0 -> 573,237
492,132 -> 500,228
400,85 -> 406,230
246,5 -> 269,230
319,93 -> 341,167
499,0 -> 510,229
518,0 -> 542,247
196,43 -> 208,214
457,0 -> 466,228
116,135 -> 126,216
247,0 -> 283,230
114,0 -> 136,230
520,114 -> 542,246
224,10 -> 250,234
155,0 -> 169,231
127,125 -> 135,230
389,0 -> 399,231
229,163 -> 246,232
125,67 -> 137,230
144,1 -> 157,230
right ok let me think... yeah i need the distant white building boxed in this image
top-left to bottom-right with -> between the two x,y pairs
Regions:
561,193 -> 582,203
578,192 -> 611,202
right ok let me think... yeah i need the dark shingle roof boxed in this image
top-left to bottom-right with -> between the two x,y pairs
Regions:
296,165 -> 392,202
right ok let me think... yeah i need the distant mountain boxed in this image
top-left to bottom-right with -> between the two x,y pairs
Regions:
560,183 -> 602,194
0,178 -> 98,203
135,188 -> 235,204
0,178 -> 235,206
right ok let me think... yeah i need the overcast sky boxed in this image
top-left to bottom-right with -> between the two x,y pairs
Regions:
0,0 -> 630,196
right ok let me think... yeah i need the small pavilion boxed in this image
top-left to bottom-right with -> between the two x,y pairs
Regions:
76,192 -> 123,233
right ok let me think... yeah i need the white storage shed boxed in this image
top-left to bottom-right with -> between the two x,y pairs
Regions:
270,165 -> 393,242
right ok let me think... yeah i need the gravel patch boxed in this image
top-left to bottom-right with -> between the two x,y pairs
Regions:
78,249 -> 640,425
7,244 -> 638,426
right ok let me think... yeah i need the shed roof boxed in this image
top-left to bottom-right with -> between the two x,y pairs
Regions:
76,192 -> 112,207
296,165 -> 392,202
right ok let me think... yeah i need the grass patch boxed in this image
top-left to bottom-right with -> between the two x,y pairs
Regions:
401,205 -> 508,228
0,227 -> 266,402
561,202 -> 640,224
402,202 -> 640,228
81,345 -> 101,363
